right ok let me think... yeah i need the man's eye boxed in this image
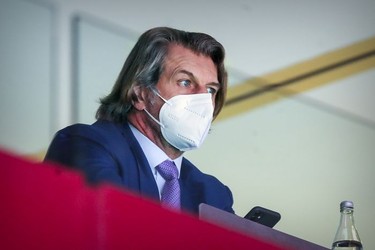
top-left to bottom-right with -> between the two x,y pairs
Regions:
207,87 -> 218,94
179,79 -> 191,87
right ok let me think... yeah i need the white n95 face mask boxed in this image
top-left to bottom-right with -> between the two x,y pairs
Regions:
144,91 -> 214,151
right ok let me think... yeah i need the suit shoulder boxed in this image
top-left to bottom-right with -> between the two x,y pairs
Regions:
55,120 -> 124,144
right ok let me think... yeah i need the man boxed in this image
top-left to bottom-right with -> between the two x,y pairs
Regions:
44,27 -> 234,215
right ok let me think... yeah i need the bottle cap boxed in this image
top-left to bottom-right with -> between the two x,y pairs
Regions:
340,200 -> 354,211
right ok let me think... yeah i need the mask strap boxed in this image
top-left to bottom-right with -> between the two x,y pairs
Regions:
144,108 -> 165,128
152,89 -> 172,106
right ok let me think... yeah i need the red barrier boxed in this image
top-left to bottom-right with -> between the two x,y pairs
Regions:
0,149 -> 284,250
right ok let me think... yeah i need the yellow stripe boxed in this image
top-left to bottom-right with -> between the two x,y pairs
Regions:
218,36 -> 375,121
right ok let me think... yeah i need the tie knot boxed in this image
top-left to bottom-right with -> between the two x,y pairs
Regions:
156,160 -> 178,181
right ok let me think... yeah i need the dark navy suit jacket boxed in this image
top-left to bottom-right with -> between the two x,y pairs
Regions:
44,120 -> 234,215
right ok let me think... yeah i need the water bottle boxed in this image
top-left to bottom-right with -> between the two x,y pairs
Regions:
332,200 -> 363,250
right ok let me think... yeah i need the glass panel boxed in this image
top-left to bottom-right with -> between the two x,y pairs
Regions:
0,0 -> 54,155
72,16 -> 137,124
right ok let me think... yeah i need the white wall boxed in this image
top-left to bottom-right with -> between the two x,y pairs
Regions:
1,0 -> 375,248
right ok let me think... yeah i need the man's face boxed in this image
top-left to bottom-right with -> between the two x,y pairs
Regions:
138,44 -> 220,155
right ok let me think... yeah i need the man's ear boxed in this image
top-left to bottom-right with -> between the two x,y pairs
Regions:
132,86 -> 147,111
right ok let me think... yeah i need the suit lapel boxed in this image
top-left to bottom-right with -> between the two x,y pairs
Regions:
119,122 -> 160,201
180,161 -> 205,214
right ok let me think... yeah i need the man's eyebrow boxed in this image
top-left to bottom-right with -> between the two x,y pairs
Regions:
176,69 -> 196,80
208,82 -> 221,89
177,69 -> 221,86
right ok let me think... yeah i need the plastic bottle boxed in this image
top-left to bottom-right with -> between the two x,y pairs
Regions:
332,200 -> 362,250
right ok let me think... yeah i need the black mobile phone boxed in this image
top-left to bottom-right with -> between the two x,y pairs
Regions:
244,206 -> 281,228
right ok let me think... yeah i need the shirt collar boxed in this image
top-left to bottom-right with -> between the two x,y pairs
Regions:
129,123 -> 182,177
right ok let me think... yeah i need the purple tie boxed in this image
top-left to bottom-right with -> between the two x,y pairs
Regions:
156,160 -> 181,210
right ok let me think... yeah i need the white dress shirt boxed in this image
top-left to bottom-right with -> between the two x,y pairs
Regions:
129,123 -> 182,199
